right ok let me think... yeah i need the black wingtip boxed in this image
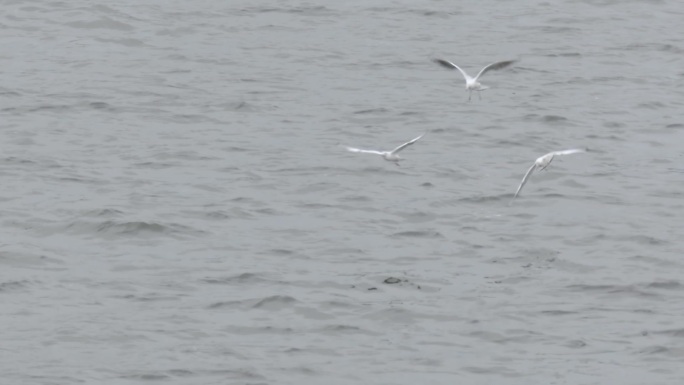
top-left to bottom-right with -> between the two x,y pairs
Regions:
498,60 -> 517,68
432,58 -> 455,69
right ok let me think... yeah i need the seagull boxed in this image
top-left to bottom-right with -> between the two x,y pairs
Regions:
433,59 -> 517,101
514,149 -> 587,198
346,133 -> 426,165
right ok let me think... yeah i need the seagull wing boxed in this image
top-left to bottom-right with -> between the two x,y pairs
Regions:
514,162 -> 537,198
474,60 -> 517,81
346,147 -> 384,155
390,133 -> 425,155
550,148 -> 587,156
433,59 -> 472,81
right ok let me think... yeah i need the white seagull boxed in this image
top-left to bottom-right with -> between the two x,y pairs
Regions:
346,133 -> 426,165
433,59 -> 517,101
514,149 -> 587,198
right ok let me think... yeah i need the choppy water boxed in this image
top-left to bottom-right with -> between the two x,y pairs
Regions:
2,0 -> 684,384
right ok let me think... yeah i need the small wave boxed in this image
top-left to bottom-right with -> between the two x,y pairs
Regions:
458,194 -> 510,203
0,157 -> 36,165
0,88 -> 21,97
639,345 -> 670,355
29,104 -> 71,113
396,211 -> 435,223
628,255 -> 681,268
88,101 -> 112,110
539,309 -> 577,316
0,280 -> 32,292
252,295 -> 297,309
401,9 -> 453,18
542,115 -> 568,122
63,219 -> 204,238
339,195 -> 372,202
653,328 -> 684,338
391,230 -> 443,238
122,368 -> 264,381
273,166 -> 336,175
239,6 -> 333,16
208,300 -> 247,309
119,294 -> 178,302
82,208 -> 125,217
634,101 -> 667,110
566,283 -> 660,298
316,324 -> 376,335
201,210 -> 231,220
94,37 -> 145,47
545,52 -> 581,57
209,295 -> 298,311
223,146 -> 251,152
171,114 -> 219,124
133,161 -> 176,169
564,340 -> 587,348
462,365 -> 522,376
614,43 -> 684,54
646,280 -> 682,290
266,249 -> 295,255
620,234 -> 669,245
220,101 -> 256,111
353,107 -> 389,115
202,273 -> 270,285
65,17 -> 134,31
121,373 -> 169,381
96,221 -> 166,235
522,113 -> 570,124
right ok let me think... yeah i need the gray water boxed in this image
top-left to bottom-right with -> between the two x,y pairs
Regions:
2,0 -> 684,384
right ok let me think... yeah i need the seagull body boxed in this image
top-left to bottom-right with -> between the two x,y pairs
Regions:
346,133 -> 425,165
514,149 -> 587,198
433,59 -> 516,101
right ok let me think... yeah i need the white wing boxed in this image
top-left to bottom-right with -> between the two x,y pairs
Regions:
514,163 -> 537,198
474,60 -> 517,81
433,59 -> 472,81
390,133 -> 425,155
346,147 -> 384,155
550,148 -> 587,156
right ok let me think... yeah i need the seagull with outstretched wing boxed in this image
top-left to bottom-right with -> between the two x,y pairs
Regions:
346,133 -> 426,165
514,148 -> 587,198
433,59 -> 517,101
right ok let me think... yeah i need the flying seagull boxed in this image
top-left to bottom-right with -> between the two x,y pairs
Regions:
514,149 -> 587,198
346,133 -> 426,165
433,59 -> 517,101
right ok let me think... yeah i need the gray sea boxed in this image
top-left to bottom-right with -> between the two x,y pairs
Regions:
2,0 -> 684,384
